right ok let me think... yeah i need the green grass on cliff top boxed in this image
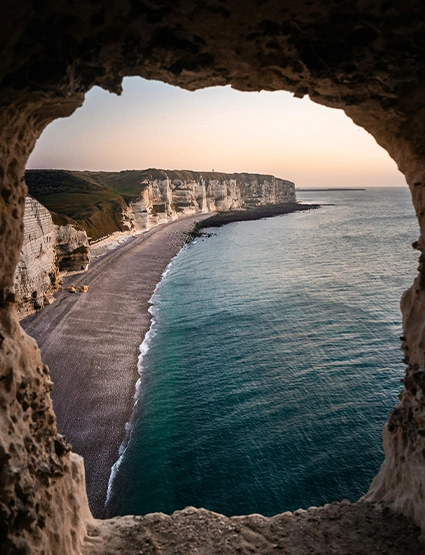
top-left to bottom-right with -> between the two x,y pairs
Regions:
25,169 -> 148,240
25,169 -> 292,241
25,168 -> 286,214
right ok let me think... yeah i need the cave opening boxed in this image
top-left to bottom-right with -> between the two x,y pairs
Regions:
3,1 -> 425,552
20,77 -> 416,520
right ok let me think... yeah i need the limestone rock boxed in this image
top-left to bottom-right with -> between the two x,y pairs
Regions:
54,222 -> 90,273
25,169 -> 296,238
13,197 -> 90,318
13,197 -> 58,317
0,304 -> 91,555
82,502 -> 423,555
133,171 -> 296,230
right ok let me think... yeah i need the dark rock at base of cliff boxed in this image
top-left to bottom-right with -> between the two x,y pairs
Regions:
189,202 -> 320,238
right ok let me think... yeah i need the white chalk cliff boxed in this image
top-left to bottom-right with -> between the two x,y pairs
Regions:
13,196 -> 90,317
14,172 -> 295,316
126,170 -> 296,230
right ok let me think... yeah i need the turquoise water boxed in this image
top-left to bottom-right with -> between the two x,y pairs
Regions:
106,187 -> 418,517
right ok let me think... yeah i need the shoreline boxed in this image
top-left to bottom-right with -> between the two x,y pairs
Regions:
22,214 -> 211,517
105,252 -> 180,510
21,204 -> 319,518
190,202 -> 320,235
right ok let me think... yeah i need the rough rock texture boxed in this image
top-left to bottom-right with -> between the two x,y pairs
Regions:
13,197 -> 58,316
83,502 -> 423,555
0,302 -> 91,554
53,222 -> 90,273
13,197 -> 90,318
1,0 -> 425,553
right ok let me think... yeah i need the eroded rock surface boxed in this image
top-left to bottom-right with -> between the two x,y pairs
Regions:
2,0 -> 425,553
13,197 -> 90,318
135,170 -> 295,228
25,169 -> 296,238
83,502 -> 423,555
13,197 -> 58,316
0,303 -> 91,555
53,222 -> 90,273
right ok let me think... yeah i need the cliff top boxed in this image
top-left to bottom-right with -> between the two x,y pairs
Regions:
25,169 -> 295,240
26,169 -> 293,197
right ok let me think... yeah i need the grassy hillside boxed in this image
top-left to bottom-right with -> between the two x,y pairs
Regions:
25,169 -> 294,241
25,170 -> 149,241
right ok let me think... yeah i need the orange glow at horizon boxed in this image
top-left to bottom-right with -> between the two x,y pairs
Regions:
27,77 -> 405,189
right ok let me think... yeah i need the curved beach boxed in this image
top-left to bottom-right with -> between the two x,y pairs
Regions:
21,204 -> 318,518
22,214 -> 211,517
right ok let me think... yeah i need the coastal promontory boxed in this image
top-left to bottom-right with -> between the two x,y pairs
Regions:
25,169 -> 296,240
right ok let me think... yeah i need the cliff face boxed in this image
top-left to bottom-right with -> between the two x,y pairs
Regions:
13,197 -> 57,313
14,173 -> 293,317
25,169 -> 296,239
54,222 -> 90,273
13,197 -> 90,317
364,273 -> 425,529
129,171 -> 296,230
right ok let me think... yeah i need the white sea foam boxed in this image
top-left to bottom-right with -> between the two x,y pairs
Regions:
105,249 -> 184,509
106,189 -> 418,517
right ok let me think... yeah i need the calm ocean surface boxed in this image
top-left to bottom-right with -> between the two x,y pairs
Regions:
106,187 -> 418,517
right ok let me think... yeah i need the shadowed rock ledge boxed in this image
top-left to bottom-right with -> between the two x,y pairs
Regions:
2,1 -> 425,553
82,503 -> 423,555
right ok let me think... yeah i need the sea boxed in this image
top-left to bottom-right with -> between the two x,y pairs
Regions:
106,187 -> 418,518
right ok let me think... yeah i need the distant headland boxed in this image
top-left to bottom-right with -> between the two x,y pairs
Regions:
25,168 -> 297,241
18,169 -> 320,319
296,188 -> 366,191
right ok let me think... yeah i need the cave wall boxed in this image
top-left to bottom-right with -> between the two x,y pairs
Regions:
2,1 -> 425,553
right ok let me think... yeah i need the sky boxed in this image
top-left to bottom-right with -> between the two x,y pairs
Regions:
27,77 -> 406,189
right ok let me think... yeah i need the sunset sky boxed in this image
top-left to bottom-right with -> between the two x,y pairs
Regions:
27,77 -> 406,189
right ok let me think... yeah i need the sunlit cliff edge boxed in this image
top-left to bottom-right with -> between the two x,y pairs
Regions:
14,169 -> 295,316
25,169 -> 296,240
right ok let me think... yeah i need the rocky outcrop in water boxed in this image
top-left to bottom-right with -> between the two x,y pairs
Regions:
13,197 -> 90,318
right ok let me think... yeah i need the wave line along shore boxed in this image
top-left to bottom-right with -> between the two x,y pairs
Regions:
21,205 -> 317,517
21,214 -> 211,516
